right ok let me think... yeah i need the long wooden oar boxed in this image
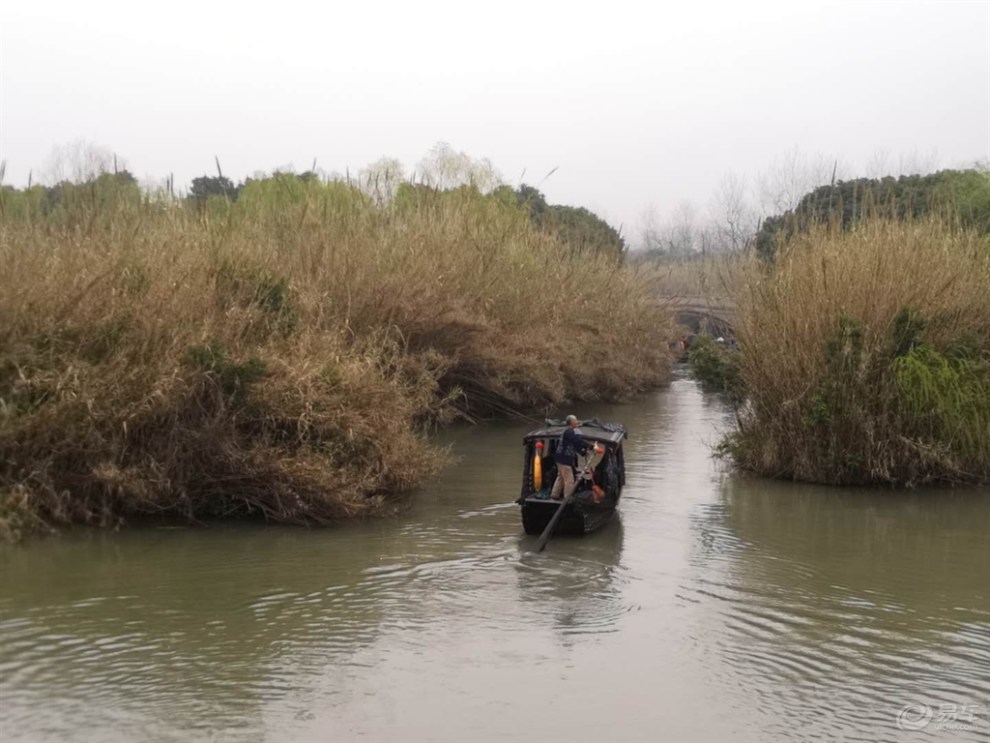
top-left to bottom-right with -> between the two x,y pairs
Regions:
536,491 -> 572,552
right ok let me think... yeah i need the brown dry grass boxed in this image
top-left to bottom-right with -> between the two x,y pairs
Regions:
728,217 -> 990,485
0,181 -> 674,538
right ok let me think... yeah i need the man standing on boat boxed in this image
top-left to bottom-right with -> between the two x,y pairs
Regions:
550,415 -> 593,501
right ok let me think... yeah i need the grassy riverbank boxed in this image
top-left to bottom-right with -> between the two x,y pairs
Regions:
726,217 -> 990,486
0,178 -> 674,538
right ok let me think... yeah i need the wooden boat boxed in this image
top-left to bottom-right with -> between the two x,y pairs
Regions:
517,419 -> 628,536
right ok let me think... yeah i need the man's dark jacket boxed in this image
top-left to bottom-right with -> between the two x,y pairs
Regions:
553,427 -> 591,468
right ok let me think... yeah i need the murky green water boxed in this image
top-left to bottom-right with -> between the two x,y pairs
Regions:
2,376 -> 988,742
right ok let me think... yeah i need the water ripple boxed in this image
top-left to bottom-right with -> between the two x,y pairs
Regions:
2,378 -> 988,743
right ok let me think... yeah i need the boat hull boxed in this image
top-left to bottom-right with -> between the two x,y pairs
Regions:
521,497 -> 616,536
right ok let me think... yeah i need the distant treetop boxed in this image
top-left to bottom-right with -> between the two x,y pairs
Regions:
754,168 -> 990,259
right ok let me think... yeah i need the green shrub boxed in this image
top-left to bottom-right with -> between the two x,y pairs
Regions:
688,335 -> 741,398
894,345 -> 990,468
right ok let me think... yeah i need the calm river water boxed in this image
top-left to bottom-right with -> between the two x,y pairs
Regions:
1,375 -> 988,742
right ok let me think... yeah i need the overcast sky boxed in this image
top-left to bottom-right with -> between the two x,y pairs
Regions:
2,0 -> 988,239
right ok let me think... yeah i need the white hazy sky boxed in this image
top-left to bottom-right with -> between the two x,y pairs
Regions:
2,0 -> 988,238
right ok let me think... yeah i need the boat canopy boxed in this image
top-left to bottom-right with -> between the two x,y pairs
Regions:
523,418 -> 627,446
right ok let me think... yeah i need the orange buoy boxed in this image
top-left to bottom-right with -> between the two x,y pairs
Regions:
533,441 -> 544,490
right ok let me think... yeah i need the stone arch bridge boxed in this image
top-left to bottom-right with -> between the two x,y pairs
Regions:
666,295 -> 737,341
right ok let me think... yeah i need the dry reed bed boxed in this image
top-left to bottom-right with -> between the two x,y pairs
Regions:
728,218 -> 990,485
0,185 -> 674,538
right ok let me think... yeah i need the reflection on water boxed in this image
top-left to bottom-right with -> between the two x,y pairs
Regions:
513,518 -> 626,640
1,374 -> 988,742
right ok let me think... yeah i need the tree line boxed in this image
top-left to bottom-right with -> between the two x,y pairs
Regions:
0,143 -> 626,260
753,169 -> 990,259
633,165 -> 989,263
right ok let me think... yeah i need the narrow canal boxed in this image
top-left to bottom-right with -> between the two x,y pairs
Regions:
2,374 -> 987,742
